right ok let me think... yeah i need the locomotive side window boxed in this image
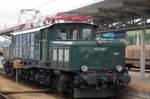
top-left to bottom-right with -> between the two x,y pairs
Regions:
57,29 -> 67,40
82,28 -> 92,40
71,29 -> 80,40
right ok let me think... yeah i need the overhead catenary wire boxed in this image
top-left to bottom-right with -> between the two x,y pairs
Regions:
0,0 -> 56,27
33,0 -> 56,9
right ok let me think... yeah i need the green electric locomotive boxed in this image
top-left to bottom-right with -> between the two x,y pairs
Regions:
3,13 -> 130,98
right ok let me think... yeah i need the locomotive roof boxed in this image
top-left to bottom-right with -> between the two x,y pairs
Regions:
11,22 -> 96,35
11,25 -> 51,35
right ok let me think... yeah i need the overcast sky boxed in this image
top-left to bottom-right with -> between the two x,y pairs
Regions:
0,0 -> 103,28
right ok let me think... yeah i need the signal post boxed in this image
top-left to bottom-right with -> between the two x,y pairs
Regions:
13,59 -> 22,83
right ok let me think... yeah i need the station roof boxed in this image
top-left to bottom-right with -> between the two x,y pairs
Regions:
1,0 -> 150,35
68,0 -> 150,32
69,0 -> 150,17
0,27 -> 15,36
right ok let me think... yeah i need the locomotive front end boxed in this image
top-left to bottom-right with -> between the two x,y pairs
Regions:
71,41 -> 130,98
51,40 -> 130,98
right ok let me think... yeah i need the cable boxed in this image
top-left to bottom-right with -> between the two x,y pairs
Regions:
33,0 -> 56,9
0,0 -> 56,26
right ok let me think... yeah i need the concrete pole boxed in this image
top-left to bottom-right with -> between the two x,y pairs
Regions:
16,69 -> 18,83
134,35 -> 136,45
137,33 -> 140,45
140,29 -> 145,78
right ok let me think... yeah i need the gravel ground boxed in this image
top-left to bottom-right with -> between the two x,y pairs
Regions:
0,76 -> 58,99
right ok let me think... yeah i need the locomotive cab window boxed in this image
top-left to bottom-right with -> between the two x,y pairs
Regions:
57,29 -> 67,40
71,29 -> 80,40
82,28 -> 92,40
54,23 -> 95,40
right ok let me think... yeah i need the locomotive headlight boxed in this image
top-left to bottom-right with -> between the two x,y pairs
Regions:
81,65 -> 88,72
116,65 -> 123,72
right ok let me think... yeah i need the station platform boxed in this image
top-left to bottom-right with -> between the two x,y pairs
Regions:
120,71 -> 150,99
129,71 -> 150,91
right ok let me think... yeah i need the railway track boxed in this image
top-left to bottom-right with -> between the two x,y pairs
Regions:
0,68 -> 115,99
0,93 -> 9,99
0,67 -> 128,99
0,68 -> 71,99
130,68 -> 150,73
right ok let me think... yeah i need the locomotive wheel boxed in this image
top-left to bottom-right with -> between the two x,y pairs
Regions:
56,79 -> 63,92
56,75 -> 69,92
18,69 -> 22,78
10,67 -> 15,76
21,69 -> 27,80
19,69 -> 23,80
34,70 -> 44,84
3,62 -> 10,74
50,75 -> 62,91
35,72 -> 39,83
4,66 -> 10,74
23,69 -> 29,81
29,69 -> 35,81
45,75 -> 50,86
